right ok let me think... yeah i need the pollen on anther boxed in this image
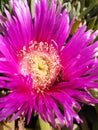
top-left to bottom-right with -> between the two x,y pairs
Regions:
19,41 -> 61,92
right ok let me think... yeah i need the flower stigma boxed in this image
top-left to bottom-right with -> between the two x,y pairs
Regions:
18,41 -> 61,92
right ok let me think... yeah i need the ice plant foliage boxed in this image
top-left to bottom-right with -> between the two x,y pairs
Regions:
0,0 -> 98,129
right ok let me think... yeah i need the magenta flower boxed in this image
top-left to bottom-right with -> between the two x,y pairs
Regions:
0,0 -> 98,129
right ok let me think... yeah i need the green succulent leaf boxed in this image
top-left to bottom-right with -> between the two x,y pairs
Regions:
79,0 -> 98,18
87,16 -> 97,29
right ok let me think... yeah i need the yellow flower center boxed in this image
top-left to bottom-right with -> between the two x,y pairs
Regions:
18,41 -> 61,92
